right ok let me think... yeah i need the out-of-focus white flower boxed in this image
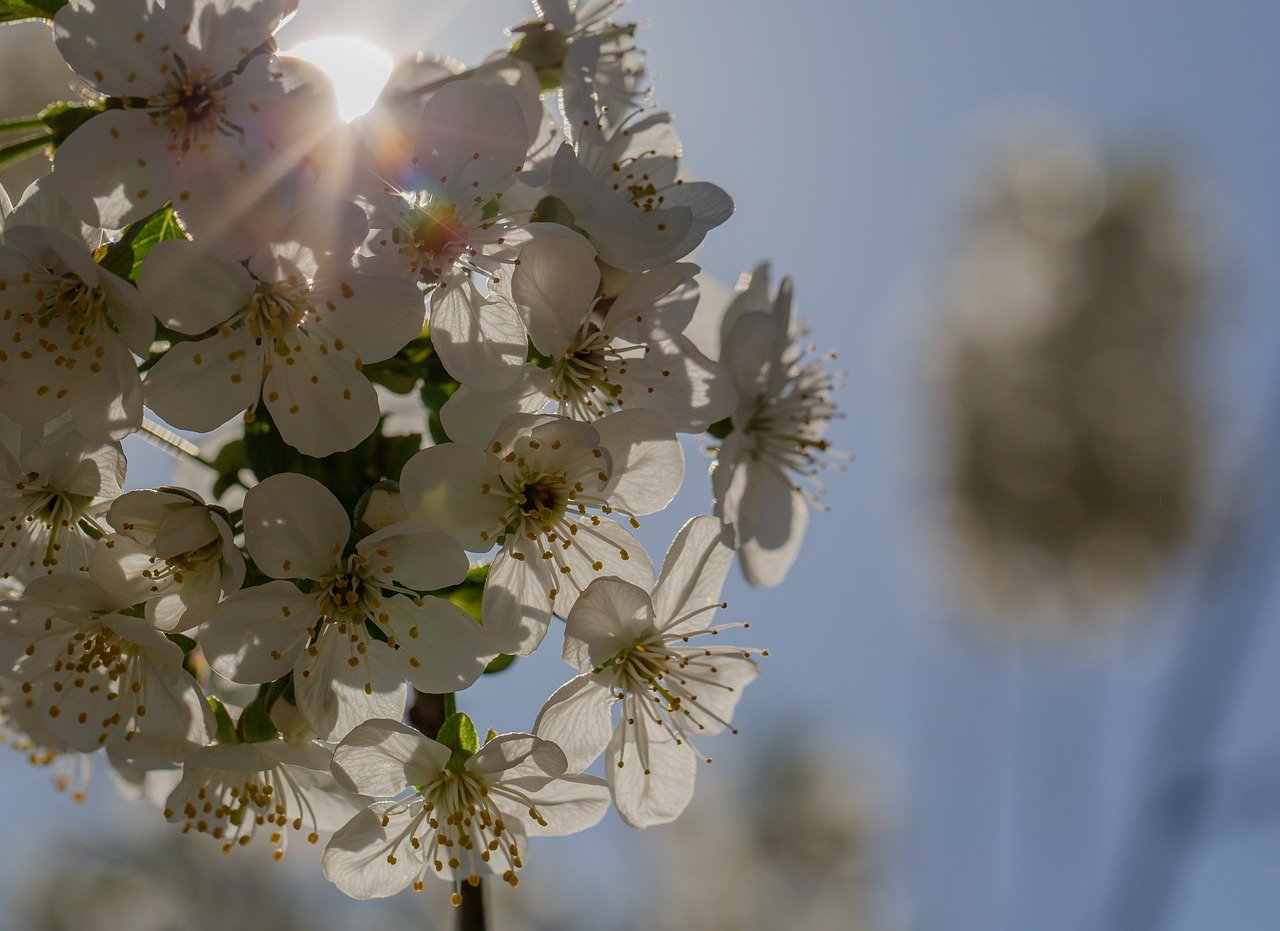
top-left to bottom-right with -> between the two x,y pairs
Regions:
0,423 -> 124,584
535,516 -> 760,826
200,473 -> 493,741
0,573 -> 213,760
323,718 -> 609,898
552,92 -> 733,273
89,488 -> 244,631
401,410 -> 681,655
139,238 -> 423,457
713,263 -> 845,587
165,737 -> 366,858
512,0 -> 648,118
441,233 -> 733,441
361,79 -> 536,391
0,221 -> 151,439
50,0 -> 341,238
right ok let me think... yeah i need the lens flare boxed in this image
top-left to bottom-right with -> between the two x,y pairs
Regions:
284,37 -> 393,121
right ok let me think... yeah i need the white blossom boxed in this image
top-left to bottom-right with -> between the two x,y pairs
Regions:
361,78 -> 537,390
535,515 -> 760,826
440,232 -> 733,442
0,423 -> 124,584
165,737 -> 365,859
401,410 -> 682,655
89,488 -> 244,631
323,719 -> 609,898
200,473 -> 493,741
0,573 -> 213,760
50,0 -> 341,238
0,220 -> 152,439
713,264 -> 846,587
139,238 -> 423,456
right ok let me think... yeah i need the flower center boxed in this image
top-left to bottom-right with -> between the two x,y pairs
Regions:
35,273 -> 106,334
155,65 -> 231,152
246,285 -> 309,342
395,768 -> 542,893
166,760 -> 323,859
393,198 -> 467,280
320,570 -> 369,618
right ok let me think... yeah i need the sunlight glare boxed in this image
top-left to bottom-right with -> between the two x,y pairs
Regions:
285,36 -> 394,122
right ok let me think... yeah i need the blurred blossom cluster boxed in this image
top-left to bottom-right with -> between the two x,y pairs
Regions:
937,134 -> 1206,635
0,0 -> 845,909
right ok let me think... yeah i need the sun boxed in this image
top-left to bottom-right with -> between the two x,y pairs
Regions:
284,36 -> 394,122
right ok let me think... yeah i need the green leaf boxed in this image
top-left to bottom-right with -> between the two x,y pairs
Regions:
96,203 -> 185,282
243,408 -> 419,513
210,439 -> 248,499
436,711 -> 478,769
483,653 -> 516,675
436,564 -> 489,623
0,0 -> 67,25
208,698 -> 238,744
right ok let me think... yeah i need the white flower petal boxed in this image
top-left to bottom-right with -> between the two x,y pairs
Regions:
311,271 -> 425,364
331,718 -> 449,797
50,109 -> 172,229
593,409 -> 684,515
414,79 -> 533,199
511,772 -> 611,837
200,581 -> 315,682
468,733 -> 566,783
481,539 -> 555,656
143,326 -> 263,433
720,459 -> 808,588
263,337 -> 381,457
138,240 -> 253,334
512,234 -> 599,357
429,279 -> 527,391
379,596 -> 493,694
294,631 -> 408,742
356,522 -> 469,592
651,515 -> 734,634
400,443 -> 508,552
323,803 -> 422,899
244,473 -> 348,581
562,577 -> 654,671
606,716 -> 698,828
439,367 -> 554,446
533,673 -> 616,771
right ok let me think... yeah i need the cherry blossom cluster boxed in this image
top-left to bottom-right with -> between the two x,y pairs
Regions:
0,0 -> 844,904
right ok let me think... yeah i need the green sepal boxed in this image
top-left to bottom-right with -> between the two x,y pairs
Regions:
485,728 -> 498,744
208,697 -> 238,744
530,195 -> 589,239
707,417 -> 734,440
39,100 -> 108,147
0,0 -> 67,25
238,686 -> 281,743
165,632 -> 198,654
483,653 -> 515,675
436,711 -> 478,771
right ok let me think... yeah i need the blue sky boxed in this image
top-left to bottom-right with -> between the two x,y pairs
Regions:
3,2 -> 1279,928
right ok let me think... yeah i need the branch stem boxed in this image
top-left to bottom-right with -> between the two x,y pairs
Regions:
408,689 -> 486,931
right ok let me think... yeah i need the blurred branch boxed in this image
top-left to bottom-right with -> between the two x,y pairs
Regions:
1102,365 -> 1280,930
